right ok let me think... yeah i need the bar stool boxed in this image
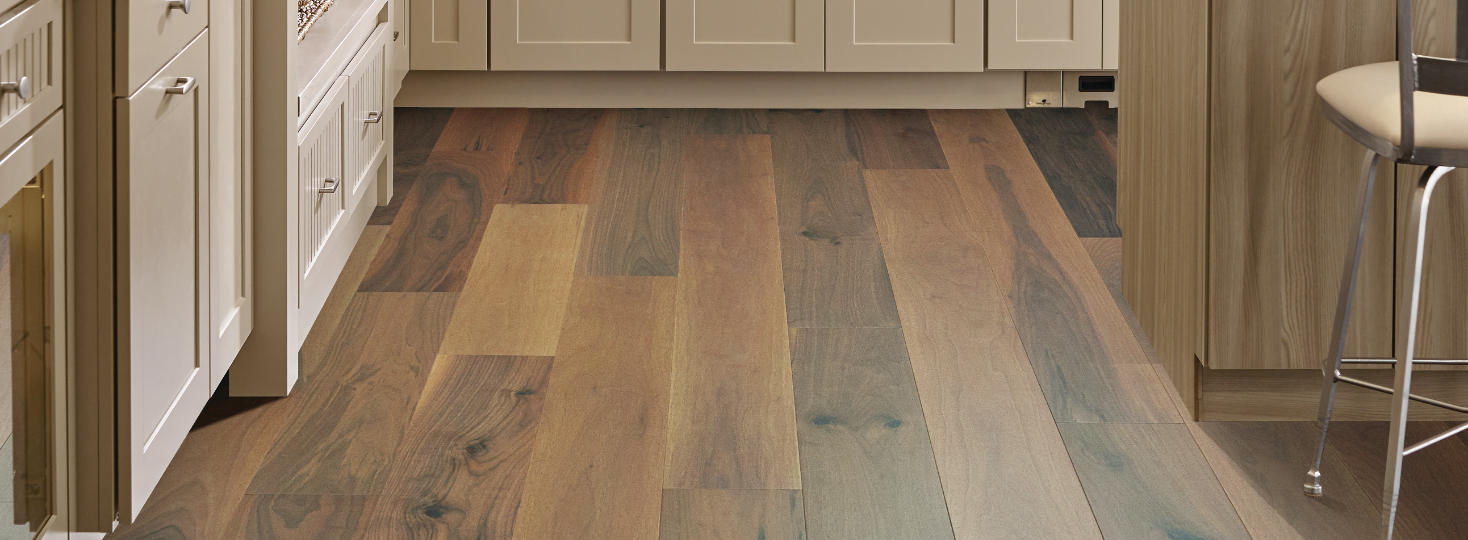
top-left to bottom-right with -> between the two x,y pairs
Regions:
1303,1 -> 1468,538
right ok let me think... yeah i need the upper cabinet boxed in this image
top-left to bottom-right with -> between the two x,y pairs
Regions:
665,0 -> 824,71
988,0 -> 1104,70
826,0 -> 984,72
411,0 -> 487,70
490,0 -> 660,70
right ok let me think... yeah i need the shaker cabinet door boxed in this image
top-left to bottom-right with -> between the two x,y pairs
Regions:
490,0 -> 660,70
988,0 -> 1103,70
664,0 -> 824,71
409,0 -> 486,70
826,0 -> 984,72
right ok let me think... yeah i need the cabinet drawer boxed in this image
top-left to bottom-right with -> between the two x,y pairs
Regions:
0,0 -> 61,154
343,24 -> 388,207
118,0 -> 209,96
297,76 -> 347,301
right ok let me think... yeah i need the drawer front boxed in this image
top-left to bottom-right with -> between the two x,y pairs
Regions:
120,0 -> 209,96
298,78 -> 346,284
344,24 -> 388,206
0,0 -> 62,154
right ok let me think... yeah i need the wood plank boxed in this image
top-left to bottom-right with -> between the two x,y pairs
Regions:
693,109 -> 769,135
658,489 -> 805,540
790,327 -> 954,540
929,109 -> 1180,423
430,108 -> 532,155
1059,423 -> 1251,540
1006,108 -> 1121,238
358,355 -> 553,539
370,107 -> 455,225
843,110 -> 948,170
511,277 -> 676,540
1079,237 -> 1122,296
1200,369 -> 1468,421
768,109 -> 901,328
1085,103 -> 1118,161
223,495 -> 368,539
581,109 -> 691,277
1190,422 -> 1377,540
864,168 -> 1105,540
300,225 -> 389,373
503,109 -> 606,205
306,292 -> 458,383
438,204 -> 586,356
665,135 -> 800,490
1328,421 -> 1468,539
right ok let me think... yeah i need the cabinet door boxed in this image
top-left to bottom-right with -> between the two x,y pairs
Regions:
1103,0 -> 1118,69
345,25 -> 389,210
665,0 -> 823,71
988,0 -> 1103,70
409,0 -> 486,70
0,0 -> 63,155
115,29 -> 209,522
298,77 -> 347,320
826,0 -> 983,72
392,0 -> 410,93
490,0 -> 660,70
209,0 -> 250,388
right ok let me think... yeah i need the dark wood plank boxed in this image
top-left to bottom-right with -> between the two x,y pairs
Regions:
503,108 -> 606,204
769,109 -> 901,328
300,225 -> 388,375
223,495 -> 368,540
430,108 -> 531,155
1084,103 -> 1118,162
1059,423 -> 1251,540
1006,107 -> 1121,238
693,109 -> 769,134
790,327 -> 954,540
370,108 -> 455,225
581,109 -> 691,276
1329,421 -> 1468,539
659,489 -> 806,540
843,110 -> 948,170
358,355 -> 553,540
306,292 -> 458,383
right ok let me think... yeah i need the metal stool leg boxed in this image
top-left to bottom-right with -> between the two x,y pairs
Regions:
1382,165 -> 1452,540
1305,150 -> 1381,497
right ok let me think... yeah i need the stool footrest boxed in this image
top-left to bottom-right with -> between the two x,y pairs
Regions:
1335,375 -> 1468,414
1342,358 -> 1468,365
1405,420 -> 1468,456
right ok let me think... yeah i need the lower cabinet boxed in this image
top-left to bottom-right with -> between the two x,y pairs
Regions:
345,25 -> 389,207
664,0 -> 824,71
988,0 -> 1107,70
489,0 -> 659,70
298,76 -> 348,321
825,0 -> 985,72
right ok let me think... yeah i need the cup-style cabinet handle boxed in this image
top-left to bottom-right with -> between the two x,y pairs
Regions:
364,111 -> 382,124
168,0 -> 190,14
165,77 -> 196,95
318,178 -> 339,194
0,77 -> 30,100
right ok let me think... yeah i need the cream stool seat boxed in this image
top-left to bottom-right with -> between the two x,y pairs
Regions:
1318,61 -> 1468,153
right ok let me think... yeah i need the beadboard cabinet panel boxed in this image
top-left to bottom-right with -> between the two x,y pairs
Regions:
410,0 -> 486,70
665,0 -> 824,71
491,0 -> 660,71
988,0 -> 1103,70
826,0 -> 983,72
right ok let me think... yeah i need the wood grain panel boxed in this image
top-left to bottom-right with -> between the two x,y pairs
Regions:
658,489 -> 806,540
843,110 -> 948,170
864,168 -> 1104,539
1059,423 -> 1251,540
665,135 -> 801,490
769,109 -> 900,328
1208,0 -> 1397,369
930,109 -> 1180,423
1200,369 -> 1468,421
790,327 -> 954,540
439,204 -> 587,357
503,109 -> 607,204
371,107 -> 455,225
694,109 -> 769,135
224,495 -> 368,539
306,292 -> 458,383
300,225 -> 388,372
512,277 -> 675,540
581,109 -> 691,277
1007,108 -> 1122,238
1328,421 -> 1468,539
1117,0 -> 1211,416
359,355 -> 553,539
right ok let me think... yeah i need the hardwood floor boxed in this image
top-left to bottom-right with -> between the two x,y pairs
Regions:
108,107 -> 1468,540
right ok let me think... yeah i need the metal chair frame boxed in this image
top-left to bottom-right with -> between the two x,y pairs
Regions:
1305,1 -> 1468,538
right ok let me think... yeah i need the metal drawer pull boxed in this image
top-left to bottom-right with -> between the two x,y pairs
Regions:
168,0 -> 190,14
318,178 -> 339,194
393,31 -> 400,41
0,77 -> 29,100
364,111 -> 382,124
164,77 -> 196,95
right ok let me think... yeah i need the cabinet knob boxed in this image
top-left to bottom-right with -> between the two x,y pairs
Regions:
164,77 -> 196,95
364,111 -> 382,124
318,178 -> 339,194
0,77 -> 29,100
168,0 -> 190,14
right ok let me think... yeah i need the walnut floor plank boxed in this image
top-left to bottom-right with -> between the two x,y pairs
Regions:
769,109 -> 901,328
581,109 -> 691,276
665,135 -> 801,490
359,355 -> 553,540
431,108 -> 531,155
1006,107 -> 1122,238
512,277 -> 675,540
223,494 -> 368,540
658,489 -> 805,540
1059,423 -> 1251,540
930,109 -> 1179,424
306,292 -> 458,384
693,108 -> 769,134
503,109 -> 606,204
864,168 -> 1104,540
300,225 -> 388,374
438,204 -> 586,356
790,327 -> 954,540
843,109 -> 949,170
1328,421 -> 1468,539
371,107 -> 456,225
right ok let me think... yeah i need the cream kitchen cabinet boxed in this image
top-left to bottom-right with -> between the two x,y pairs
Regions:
988,0 -> 1107,70
826,0 -> 985,72
490,0 -> 659,70
665,0 -> 824,71
412,0 -> 487,70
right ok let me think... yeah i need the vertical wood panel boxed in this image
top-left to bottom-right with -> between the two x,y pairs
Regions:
665,0 -> 824,71
490,0 -> 660,70
659,490 -> 806,540
988,0 -> 1104,69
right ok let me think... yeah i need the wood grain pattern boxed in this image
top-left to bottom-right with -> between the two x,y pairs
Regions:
665,135 -> 801,490
306,292 -> 459,383
1007,108 -> 1122,238
1059,423 -> 1251,540
930,109 -> 1180,423
864,167 -> 1105,540
790,327 -> 954,540
371,107 -> 456,226
503,109 -> 606,204
359,355 -> 553,540
1190,422 -> 1377,540
300,225 -> 388,373
658,489 -> 805,540
224,495 -> 368,540
1080,237 -> 1122,296
581,109 -> 691,277
769,109 -> 901,328
511,277 -> 675,540
843,110 -> 948,170
1328,421 -> 1468,539
430,108 -> 532,155
693,108 -> 769,135
439,204 -> 586,357
1200,369 -> 1468,421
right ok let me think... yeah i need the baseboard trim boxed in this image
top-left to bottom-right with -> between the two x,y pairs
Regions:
394,70 -> 1027,109
1200,368 -> 1468,421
